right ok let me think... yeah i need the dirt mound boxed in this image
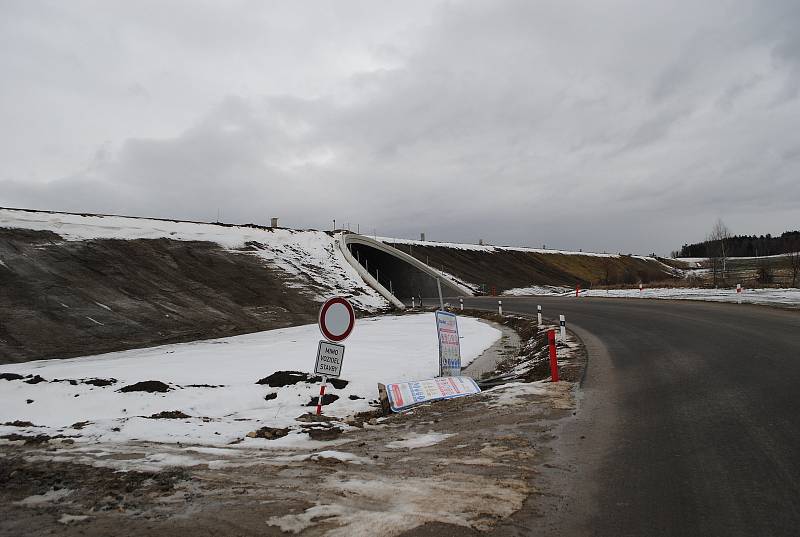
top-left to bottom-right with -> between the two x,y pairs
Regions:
24,375 -> 46,384
256,370 -> 311,387
2,421 -> 36,427
256,370 -> 349,389
306,394 -> 340,406
0,228 -> 327,364
246,426 -> 290,440
0,373 -> 23,381
84,378 -> 117,387
148,410 -> 190,419
117,380 -> 172,393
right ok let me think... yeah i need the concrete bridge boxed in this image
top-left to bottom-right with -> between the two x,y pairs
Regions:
336,233 -> 473,309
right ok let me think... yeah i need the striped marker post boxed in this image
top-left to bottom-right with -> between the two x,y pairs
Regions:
548,330 -> 559,382
537,305 -> 542,326
498,300 -> 503,316
315,376 -> 328,416
559,314 -> 566,341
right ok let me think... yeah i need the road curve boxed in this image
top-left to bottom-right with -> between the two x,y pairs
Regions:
462,296 -> 800,537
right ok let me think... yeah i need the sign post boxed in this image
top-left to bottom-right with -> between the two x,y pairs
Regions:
315,297 -> 356,415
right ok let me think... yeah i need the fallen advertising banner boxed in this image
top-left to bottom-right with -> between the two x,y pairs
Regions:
384,376 -> 481,412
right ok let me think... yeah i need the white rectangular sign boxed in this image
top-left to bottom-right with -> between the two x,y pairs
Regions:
436,310 -> 461,377
386,376 -> 481,412
314,340 -> 345,378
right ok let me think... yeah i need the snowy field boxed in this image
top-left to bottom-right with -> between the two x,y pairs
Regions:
0,208 -> 387,310
380,235 -> 659,260
504,285 -> 800,307
0,313 -> 501,447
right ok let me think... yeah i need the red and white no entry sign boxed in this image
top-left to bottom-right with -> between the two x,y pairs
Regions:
318,297 -> 355,342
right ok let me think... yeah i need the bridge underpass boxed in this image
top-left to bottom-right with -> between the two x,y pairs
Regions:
338,234 -> 469,306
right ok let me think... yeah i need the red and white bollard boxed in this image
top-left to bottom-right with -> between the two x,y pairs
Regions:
576,284 -> 581,297
315,376 -> 328,416
548,329 -> 559,382
498,300 -> 503,316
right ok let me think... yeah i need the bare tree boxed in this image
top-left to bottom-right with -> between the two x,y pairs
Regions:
707,218 -> 731,286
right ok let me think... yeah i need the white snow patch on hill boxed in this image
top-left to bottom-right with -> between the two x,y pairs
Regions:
0,208 -> 387,311
0,313 -> 501,447
380,235 -> 654,259
503,285 -> 800,307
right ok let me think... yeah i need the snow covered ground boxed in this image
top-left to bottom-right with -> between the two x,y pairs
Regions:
380,235 -> 658,260
503,285 -> 800,307
0,313 -> 501,447
0,208 -> 387,311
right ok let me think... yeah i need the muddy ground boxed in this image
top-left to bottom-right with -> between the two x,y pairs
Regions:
0,323 -> 586,537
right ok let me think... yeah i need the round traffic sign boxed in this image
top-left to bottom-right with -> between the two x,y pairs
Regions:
319,297 -> 355,342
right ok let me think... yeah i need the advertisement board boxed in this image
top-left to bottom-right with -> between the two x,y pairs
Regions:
435,310 -> 461,377
385,376 -> 480,412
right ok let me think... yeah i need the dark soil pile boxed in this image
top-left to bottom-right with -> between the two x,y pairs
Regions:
257,370 -> 348,389
0,227 -> 326,364
148,410 -> 190,419
117,380 -> 172,393
246,426 -> 290,440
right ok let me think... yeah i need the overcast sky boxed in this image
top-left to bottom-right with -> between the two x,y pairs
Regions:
1,0 -> 798,255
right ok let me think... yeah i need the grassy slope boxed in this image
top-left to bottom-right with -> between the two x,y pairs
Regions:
386,242 -> 676,292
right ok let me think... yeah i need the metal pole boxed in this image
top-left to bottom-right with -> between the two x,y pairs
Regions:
437,279 -> 444,310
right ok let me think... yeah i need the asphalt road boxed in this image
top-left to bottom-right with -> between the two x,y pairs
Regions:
461,296 -> 800,537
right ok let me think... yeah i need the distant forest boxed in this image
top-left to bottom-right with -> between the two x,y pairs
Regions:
676,230 -> 800,258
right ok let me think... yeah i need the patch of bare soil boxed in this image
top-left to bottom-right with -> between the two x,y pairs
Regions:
117,380 -> 173,393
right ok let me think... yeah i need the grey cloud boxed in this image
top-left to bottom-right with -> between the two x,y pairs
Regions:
1,0 -> 799,255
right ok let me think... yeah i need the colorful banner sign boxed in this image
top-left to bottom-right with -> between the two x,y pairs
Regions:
385,376 -> 480,412
436,310 -> 461,376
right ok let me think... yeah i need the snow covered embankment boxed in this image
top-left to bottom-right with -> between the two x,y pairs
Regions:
0,313 -> 501,447
503,285 -> 800,307
0,208 -> 387,311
